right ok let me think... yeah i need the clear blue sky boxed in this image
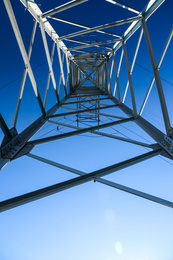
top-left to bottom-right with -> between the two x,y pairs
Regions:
0,1 -> 173,260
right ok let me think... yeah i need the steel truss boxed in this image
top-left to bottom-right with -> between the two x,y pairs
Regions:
0,0 -> 173,213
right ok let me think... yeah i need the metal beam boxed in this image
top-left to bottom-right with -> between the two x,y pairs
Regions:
47,104 -> 118,118
59,16 -> 140,41
42,0 -> 88,18
0,149 -> 161,212
12,20 -> 37,127
27,153 -> 84,176
49,16 -> 120,38
89,111 -> 125,120
139,25 -> 173,116
0,114 -> 12,139
28,117 -> 134,146
98,177 -> 173,208
19,0 -> 71,59
107,57 -> 113,96
110,96 -> 168,147
122,27 -> 143,103
93,131 -> 152,148
0,94 -> 70,167
122,41 -> 137,117
112,51 -> 121,103
40,21 -> 59,102
61,97 -> 109,105
3,0 -> 45,115
27,153 -> 173,208
106,0 -> 141,15
49,120 -> 152,148
43,42 -> 57,108
110,0 -> 165,56
57,52 -> 65,96
68,39 -> 120,51
56,42 -> 67,95
113,48 -> 123,96
142,19 -> 172,137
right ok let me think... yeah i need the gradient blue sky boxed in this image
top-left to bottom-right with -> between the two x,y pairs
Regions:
0,1 -> 173,260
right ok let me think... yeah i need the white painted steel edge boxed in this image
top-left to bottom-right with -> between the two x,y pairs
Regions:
110,0 -> 165,55
19,0 -> 72,58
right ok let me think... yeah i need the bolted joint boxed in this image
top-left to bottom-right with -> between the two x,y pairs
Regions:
159,135 -> 173,158
1,132 -> 34,160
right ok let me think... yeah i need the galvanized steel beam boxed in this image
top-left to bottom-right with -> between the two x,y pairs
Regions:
0,149 -> 161,212
28,117 -> 134,146
27,152 -> 173,208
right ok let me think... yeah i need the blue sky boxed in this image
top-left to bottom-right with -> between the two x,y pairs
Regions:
0,0 -> 173,260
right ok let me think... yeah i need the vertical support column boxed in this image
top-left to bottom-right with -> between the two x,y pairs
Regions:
142,19 -> 172,136
122,28 -> 143,103
76,66 -> 78,86
105,61 -> 108,92
57,52 -> 65,96
101,64 -> 105,91
122,41 -> 137,117
73,64 -> 76,87
112,51 -> 121,104
77,68 -> 80,85
108,59 -> 114,92
77,96 -> 79,127
107,58 -> 112,97
99,67 -> 101,89
43,42 -> 57,108
69,60 -> 73,92
40,21 -> 59,103
96,70 -> 98,88
113,48 -> 123,97
97,96 -> 100,125
65,52 -> 70,92
57,42 -> 67,96
71,61 -> 74,89
73,63 -> 75,87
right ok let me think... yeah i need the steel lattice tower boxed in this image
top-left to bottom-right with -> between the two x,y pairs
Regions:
0,0 -> 173,216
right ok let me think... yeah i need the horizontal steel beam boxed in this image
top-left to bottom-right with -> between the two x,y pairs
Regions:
50,16 -> 121,37
61,97 -> 109,105
69,94 -> 106,97
49,120 -> 152,148
28,117 -> 134,145
89,111 -> 125,120
0,149 -> 161,212
47,104 -> 118,118
68,39 -> 120,51
60,106 -> 125,120
59,16 -> 140,40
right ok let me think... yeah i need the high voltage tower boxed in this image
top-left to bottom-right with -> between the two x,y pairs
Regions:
0,0 -> 173,213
